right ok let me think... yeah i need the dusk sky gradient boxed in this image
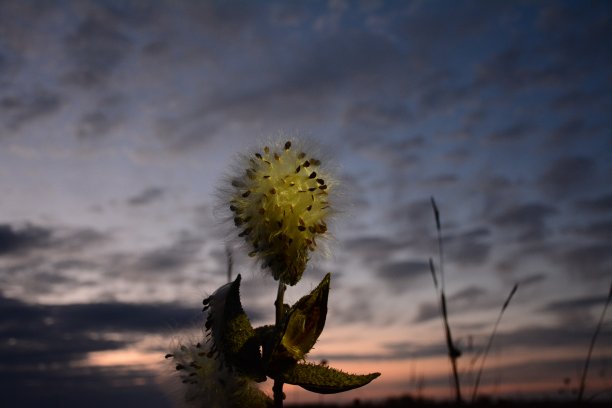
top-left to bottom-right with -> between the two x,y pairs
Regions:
1,0 -> 611,406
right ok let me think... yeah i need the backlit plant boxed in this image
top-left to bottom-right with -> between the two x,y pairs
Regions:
168,139 -> 379,407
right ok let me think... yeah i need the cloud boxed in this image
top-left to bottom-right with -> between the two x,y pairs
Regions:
574,192 -> 612,214
0,89 -> 63,131
445,227 -> 491,266
538,156 -> 597,199
0,294 -> 175,407
341,235 -> 406,265
540,294 -> 608,315
0,223 -> 53,255
76,94 -> 125,139
62,15 -> 131,87
413,285 -> 488,323
487,121 -> 535,142
0,223 -> 108,257
127,187 -> 166,206
553,243 -> 612,281
377,259 -> 430,293
566,219 -> 612,241
492,202 -> 558,241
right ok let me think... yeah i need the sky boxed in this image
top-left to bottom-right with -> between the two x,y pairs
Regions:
0,0 -> 611,406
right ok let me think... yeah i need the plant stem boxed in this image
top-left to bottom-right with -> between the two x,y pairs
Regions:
471,284 -> 518,403
577,282 -> 612,406
441,293 -> 462,404
273,280 -> 287,408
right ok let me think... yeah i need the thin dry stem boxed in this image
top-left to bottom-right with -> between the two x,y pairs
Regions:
471,283 -> 518,403
577,281 -> 612,406
430,197 -> 462,404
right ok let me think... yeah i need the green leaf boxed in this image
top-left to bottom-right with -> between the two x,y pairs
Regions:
281,362 -> 380,394
279,273 -> 330,360
203,274 -> 265,381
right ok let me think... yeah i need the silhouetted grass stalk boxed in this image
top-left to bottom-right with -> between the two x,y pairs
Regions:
577,281 -> 612,405
429,197 -> 462,404
471,283 -> 518,403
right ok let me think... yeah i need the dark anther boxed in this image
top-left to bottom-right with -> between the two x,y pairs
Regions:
285,141 -> 291,150
165,354 -> 174,359
295,165 -> 301,173
264,146 -> 270,153
309,171 -> 316,178
319,185 -> 327,190
176,364 -> 185,370
298,226 -> 306,231
298,152 -> 306,159
308,187 -> 316,191
242,190 -> 251,197
317,178 -> 325,185
311,159 -> 321,166
234,217 -> 243,226
255,153 -> 262,159
306,205 -> 312,211
303,160 -> 310,167
239,227 -> 253,237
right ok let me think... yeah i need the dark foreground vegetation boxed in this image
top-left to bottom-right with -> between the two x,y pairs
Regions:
287,394 -> 611,408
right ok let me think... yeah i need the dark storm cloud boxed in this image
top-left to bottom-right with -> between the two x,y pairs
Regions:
496,324 -> 610,349
386,198 -> 436,237
341,235 -> 406,264
553,243 -> 612,281
445,227 -> 491,266
574,192 -> 612,214
76,94 -> 125,139
0,223 -> 111,298
0,223 -> 53,255
343,101 -> 413,130
0,89 -> 63,131
0,292 -> 199,366
127,187 -> 166,206
492,202 -> 558,241
103,231 -> 205,283
474,2 -> 611,94
538,156 -> 597,199
63,14 -> 131,87
311,341 -> 448,362
488,121 -> 535,142
377,260 -> 430,293
540,295 -> 608,315
0,295 -> 174,407
413,285 -> 488,324
131,232 -> 203,275
566,219 -> 612,241
0,223 -> 108,257
153,3 -> 416,151
545,117 -> 590,146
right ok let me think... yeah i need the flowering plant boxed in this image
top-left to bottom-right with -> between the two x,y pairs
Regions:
169,140 -> 379,407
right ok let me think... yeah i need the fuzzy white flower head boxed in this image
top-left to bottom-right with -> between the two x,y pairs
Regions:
168,341 -> 270,408
224,139 -> 334,286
